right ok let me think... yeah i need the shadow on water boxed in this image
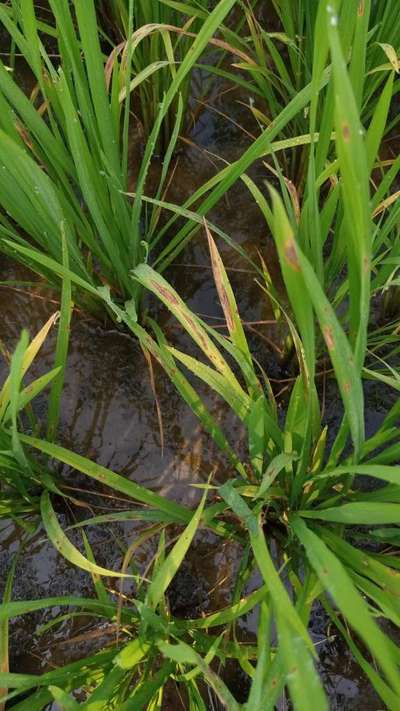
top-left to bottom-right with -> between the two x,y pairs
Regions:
0,46 -> 394,711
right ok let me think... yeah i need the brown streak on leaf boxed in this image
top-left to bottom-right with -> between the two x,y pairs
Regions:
205,219 -> 235,333
185,316 -> 210,354
151,280 -> 180,307
219,287 -> 235,332
284,239 -> 300,272
323,327 -> 335,351
341,122 -> 351,143
285,180 -> 301,224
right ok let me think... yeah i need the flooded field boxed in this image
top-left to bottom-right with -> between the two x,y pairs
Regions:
1,3 -> 399,709
1,91 -> 393,711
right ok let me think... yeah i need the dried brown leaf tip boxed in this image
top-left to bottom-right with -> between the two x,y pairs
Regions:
323,326 -> 335,351
151,280 -> 180,307
284,238 -> 300,272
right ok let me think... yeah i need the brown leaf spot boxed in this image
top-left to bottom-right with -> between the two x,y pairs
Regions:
342,122 -> 351,143
358,0 -> 365,16
344,381 -> 352,394
363,255 -> 370,273
323,327 -> 335,351
284,239 -> 300,272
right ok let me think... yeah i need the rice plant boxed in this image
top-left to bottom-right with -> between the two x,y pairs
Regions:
130,213 -> 400,707
0,510 -> 252,709
0,315 -> 65,522
1,0 -> 400,707
143,0 -> 399,373
123,6 -> 400,704
0,0 -> 237,319
0,305 -> 194,532
0,408 -> 254,709
150,0 -> 399,270
99,0 -> 213,148
209,0 -> 400,180
1,249 -> 71,523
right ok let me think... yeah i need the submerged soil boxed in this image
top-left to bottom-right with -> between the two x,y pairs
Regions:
0,55 -> 395,711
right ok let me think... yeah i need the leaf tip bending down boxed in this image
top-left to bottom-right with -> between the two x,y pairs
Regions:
40,490 -> 133,579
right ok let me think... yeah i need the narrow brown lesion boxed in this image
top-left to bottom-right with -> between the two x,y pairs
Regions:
323,326 -> 335,351
218,287 -> 235,332
284,238 -> 300,272
185,315 -> 209,354
151,280 -> 180,307
341,122 -> 351,143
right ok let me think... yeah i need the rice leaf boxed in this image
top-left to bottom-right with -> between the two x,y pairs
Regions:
0,313 -> 58,420
300,502 -> 400,524
0,557 -> 17,711
40,491 -> 134,578
146,488 -> 208,609
158,641 -> 241,711
48,687 -> 80,711
20,435 -> 191,523
133,265 -> 240,384
47,223 -> 73,441
219,482 -> 314,653
292,516 -> 400,695
277,613 -> 327,711
328,4 -> 371,368
269,188 -> 364,455
205,221 -> 252,363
